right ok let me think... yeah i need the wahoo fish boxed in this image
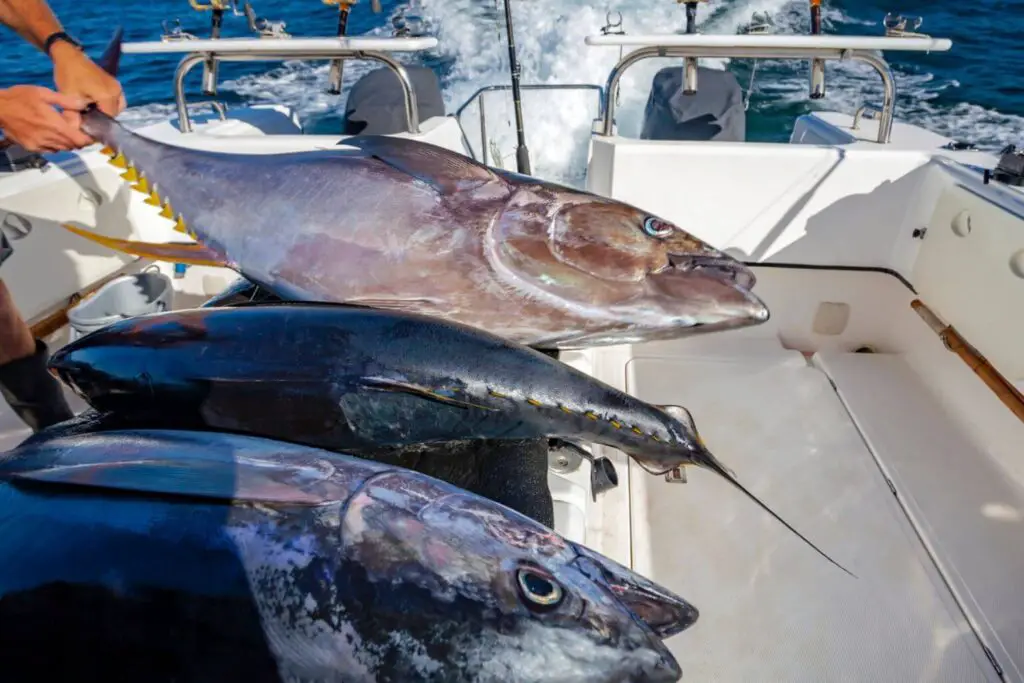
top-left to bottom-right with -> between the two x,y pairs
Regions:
63,34 -> 768,350
0,429 -> 692,682
48,303 -> 851,575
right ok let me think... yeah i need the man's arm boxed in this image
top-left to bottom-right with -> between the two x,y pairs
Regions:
0,0 -> 125,151
0,0 -> 63,52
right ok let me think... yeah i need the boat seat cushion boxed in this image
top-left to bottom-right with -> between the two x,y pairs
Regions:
343,66 -> 446,136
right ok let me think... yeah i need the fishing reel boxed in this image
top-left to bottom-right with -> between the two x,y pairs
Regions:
241,1 -> 290,39
744,11 -> 775,35
883,12 -> 928,38
160,18 -> 198,42
392,7 -> 427,38
983,145 -> 1024,187
600,10 -> 624,37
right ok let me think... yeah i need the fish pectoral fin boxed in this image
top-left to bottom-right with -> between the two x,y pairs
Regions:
340,135 -> 506,195
359,377 -> 497,411
61,223 -> 228,268
4,459 -> 329,506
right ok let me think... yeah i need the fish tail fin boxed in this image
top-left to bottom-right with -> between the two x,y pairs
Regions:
697,452 -> 856,578
60,223 -> 228,268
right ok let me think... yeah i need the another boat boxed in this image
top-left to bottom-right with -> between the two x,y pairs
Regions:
0,3 -> 1022,680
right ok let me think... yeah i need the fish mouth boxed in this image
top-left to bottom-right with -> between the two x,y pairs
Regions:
572,545 -> 699,639
646,254 -> 770,330
670,253 -> 758,291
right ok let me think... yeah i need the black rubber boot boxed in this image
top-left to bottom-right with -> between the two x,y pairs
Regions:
0,339 -> 75,432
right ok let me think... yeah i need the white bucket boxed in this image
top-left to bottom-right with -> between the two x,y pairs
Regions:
67,270 -> 173,342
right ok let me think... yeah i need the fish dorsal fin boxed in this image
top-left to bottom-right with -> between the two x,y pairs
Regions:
97,27 -> 123,77
0,429 -> 383,506
339,135 -> 506,195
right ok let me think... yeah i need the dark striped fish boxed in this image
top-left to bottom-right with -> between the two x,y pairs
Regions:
49,303 -> 851,575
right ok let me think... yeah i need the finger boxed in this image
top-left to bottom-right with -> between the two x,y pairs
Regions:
29,133 -> 65,154
97,91 -> 125,118
36,89 -> 89,112
35,110 -> 83,151
61,108 -> 81,129
60,110 -> 93,148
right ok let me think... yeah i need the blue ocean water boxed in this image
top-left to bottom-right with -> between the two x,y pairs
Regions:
0,0 -> 1021,174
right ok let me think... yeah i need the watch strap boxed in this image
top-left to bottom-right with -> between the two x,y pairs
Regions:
43,32 -> 83,56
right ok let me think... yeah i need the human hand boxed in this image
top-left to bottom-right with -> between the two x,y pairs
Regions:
0,85 -> 91,153
51,41 -> 126,140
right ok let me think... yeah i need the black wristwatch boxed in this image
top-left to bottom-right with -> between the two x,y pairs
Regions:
43,31 -> 83,57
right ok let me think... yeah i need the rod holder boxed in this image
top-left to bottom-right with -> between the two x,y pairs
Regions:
807,1 -> 824,99
684,2 -> 698,34
809,58 -> 825,99
680,1 -> 706,95
323,0 -> 368,95
683,57 -> 699,95
187,0 -> 231,95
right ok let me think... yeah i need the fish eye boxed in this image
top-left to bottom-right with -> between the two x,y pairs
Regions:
516,568 -> 564,611
642,216 -> 674,239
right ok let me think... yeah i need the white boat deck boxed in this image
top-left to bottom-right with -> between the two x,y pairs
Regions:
628,347 -> 996,681
565,266 -> 1022,682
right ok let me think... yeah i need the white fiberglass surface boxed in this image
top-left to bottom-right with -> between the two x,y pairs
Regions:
625,349 -> 998,682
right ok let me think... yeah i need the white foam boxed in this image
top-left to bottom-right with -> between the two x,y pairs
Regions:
116,0 -> 1024,177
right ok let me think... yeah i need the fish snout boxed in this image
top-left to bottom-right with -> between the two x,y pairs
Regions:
572,547 -> 699,639
649,253 -> 770,329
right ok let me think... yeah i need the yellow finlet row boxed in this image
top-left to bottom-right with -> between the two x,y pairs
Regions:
103,145 -> 190,236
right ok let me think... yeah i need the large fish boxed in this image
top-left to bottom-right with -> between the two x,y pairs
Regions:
0,428 -> 692,682
48,302 -> 852,575
62,35 -> 768,350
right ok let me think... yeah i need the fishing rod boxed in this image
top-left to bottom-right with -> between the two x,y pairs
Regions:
808,0 -> 825,99
911,299 -> 1024,424
500,0 -> 531,175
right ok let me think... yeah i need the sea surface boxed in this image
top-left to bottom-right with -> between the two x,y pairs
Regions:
1,0 -> 1021,182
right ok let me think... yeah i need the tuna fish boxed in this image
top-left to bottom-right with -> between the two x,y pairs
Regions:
0,428 -> 692,682
61,35 -> 768,350
48,303 -> 852,576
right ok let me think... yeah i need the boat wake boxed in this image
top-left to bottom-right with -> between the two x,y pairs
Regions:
115,0 -> 1024,185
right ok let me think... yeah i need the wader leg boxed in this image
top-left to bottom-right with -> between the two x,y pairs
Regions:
0,339 -> 74,432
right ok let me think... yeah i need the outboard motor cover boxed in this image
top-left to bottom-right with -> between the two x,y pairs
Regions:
640,65 -> 746,143
343,66 -> 446,135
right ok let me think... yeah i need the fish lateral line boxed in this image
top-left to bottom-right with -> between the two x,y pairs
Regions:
506,391 -> 671,443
